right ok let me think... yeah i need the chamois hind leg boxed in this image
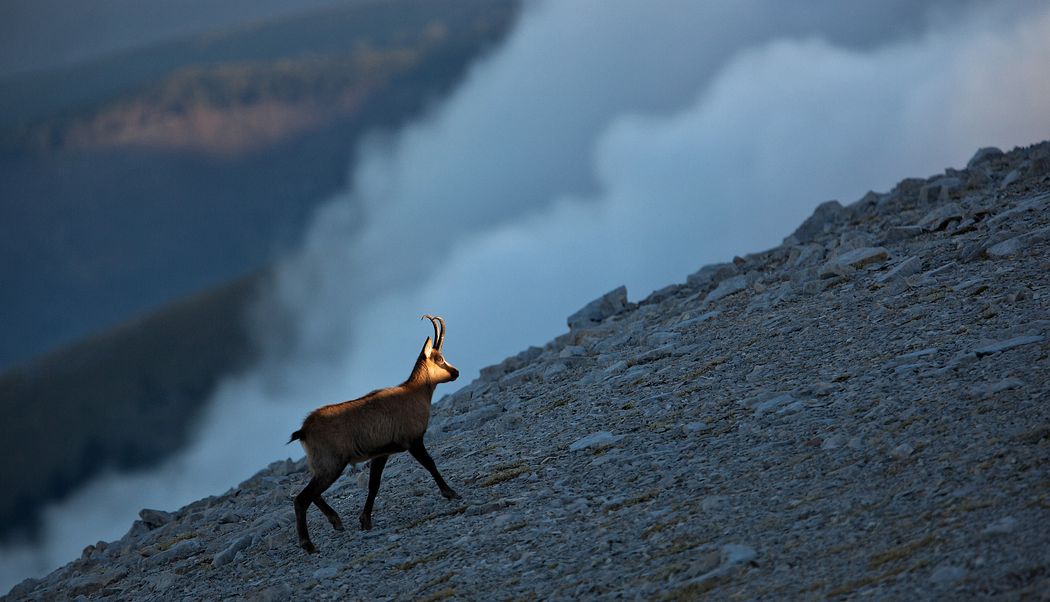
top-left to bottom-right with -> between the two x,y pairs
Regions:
408,438 -> 460,500
314,495 -> 344,531
294,471 -> 339,553
359,455 -> 389,530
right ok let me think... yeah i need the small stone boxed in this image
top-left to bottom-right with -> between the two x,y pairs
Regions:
952,277 -> 988,295
887,348 -> 939,367
821,435 -> 844,450
543,362 -> 568,380
919,177 -> 962,204
820,247 -> 889,278
704,274 -> 750,303
789,244 -> 825,267
1000,169 -> 1020,189
687,262 -> 737,289
559,345 -> 586,358
212,533 -> 254,568
569,431 -> 623,451
890,443 -> 914,460
701,496 -> 725,512
983,516 -> 1018,535
312,565 -> 341,579
877,256 -> 923,283
150,539 -> 203,566
683,422 -> 710,433
648,331 -> 679,346
675,311 -> 720,330
986,236 -> 1025,257
722,544 -> 757,566
973,336 -> 1043,357
248,583 -> 292,602
139,508 -> 173,529
930,565 -> 967,587
916,202 -> 964,231
969,378 -> 1025,397
883,225 -> 924,243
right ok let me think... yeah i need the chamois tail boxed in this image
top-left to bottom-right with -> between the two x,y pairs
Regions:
288,429 -> 303,444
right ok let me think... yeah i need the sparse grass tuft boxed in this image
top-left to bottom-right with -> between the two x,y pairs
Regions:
604,490 -> 659,514
686,356 -> 728,379
482,462 -> 531,487
396,549 -> 449,571
402,506 -> 466,531
154,532 -> 197,552
868,535 -> 936,570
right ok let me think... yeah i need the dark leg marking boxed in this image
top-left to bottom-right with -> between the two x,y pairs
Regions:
409,438 -> 460,500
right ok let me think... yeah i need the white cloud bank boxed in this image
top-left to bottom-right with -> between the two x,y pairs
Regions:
3,0 -> 1049,592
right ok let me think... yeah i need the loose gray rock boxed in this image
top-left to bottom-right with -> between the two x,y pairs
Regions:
973,335 -> 1043,357
139,508 -> 173,529
212,533 -> 254,568
877,256 -> 923,283
883,225 -> 925,243
917,202 -> 964,231
149,539 -> 203,566
569,431 -> 623,451
983,516 -> 1019,535
930,565 -> 968,587
568,285 -> 628,330
788,200 -> 844,243
967,146 -> 1003,168
704,274 -> 749,303
686,262 -> 737,289
312,565 -> 342,579
819,246 -> 889,278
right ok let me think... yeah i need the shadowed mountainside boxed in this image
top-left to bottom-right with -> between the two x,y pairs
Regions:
6,141 -> 1048,599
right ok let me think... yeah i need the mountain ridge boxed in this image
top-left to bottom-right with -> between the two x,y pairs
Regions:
6,140 -> 1049,599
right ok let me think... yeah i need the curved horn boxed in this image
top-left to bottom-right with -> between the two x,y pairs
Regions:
421,314 -> 441,347
433,316 -> 446,350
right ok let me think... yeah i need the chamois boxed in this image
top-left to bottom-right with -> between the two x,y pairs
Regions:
289,315 -> 461,553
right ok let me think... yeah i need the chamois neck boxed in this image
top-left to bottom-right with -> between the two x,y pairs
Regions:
405,360 -> 436,396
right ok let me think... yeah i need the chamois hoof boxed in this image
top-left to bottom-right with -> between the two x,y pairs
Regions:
442,489 -> 461,501
360,515 -> 373,531
331,521 -> 345,532
300,540 -> 319,554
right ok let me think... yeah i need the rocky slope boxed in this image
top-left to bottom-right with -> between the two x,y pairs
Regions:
7,142 -> 1050,600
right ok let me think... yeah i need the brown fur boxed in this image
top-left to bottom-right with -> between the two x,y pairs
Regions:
291,316 -> 460,553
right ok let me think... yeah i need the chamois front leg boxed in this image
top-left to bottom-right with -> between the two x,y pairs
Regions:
409,438 -> 460,500
360,455 -> 389,530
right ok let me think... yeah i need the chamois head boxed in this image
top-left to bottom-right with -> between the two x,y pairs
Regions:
417,315 -> 459,384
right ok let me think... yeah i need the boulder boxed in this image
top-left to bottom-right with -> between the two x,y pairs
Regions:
567,285 -> 628,330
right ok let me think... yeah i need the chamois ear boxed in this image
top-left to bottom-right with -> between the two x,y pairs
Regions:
421,336 -> 434,358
